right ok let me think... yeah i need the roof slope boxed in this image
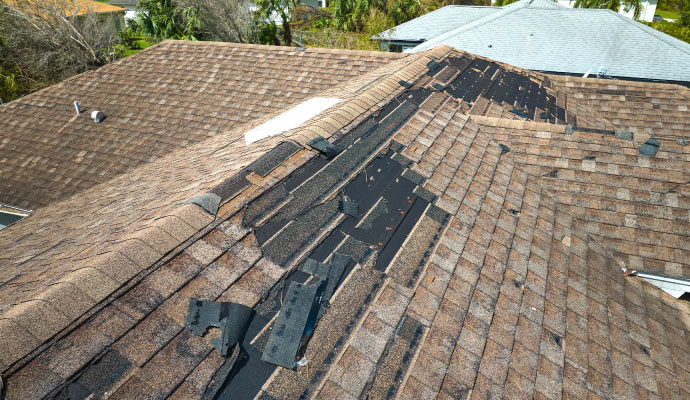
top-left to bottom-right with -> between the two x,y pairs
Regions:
0,41 -> 402,210
1,46 -> 690,400
374,5 -> 500,42
407,2 -> 690,83
375,0 -> 563,42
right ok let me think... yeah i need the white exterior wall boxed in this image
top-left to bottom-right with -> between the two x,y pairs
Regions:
556,0 -> 658,21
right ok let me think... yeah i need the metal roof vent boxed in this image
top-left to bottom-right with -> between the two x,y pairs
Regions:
597,66 -> 608,78
91,110 -> 106,123
74,101 -> 81,115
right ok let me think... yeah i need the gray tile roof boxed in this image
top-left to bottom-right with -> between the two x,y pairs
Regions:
408,0 -> 690,82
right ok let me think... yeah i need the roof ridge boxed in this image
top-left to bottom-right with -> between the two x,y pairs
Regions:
159,39 -> 402,57
409,4 -> 527,53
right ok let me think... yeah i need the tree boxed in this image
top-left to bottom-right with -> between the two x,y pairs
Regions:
681,0 -> 690,26
332,0 -> 377,31
0,0 -> 120,103
572,0 -> 642,19
133,0 -> 200,41
256,0 -> 300,45
390,0 -> 422,25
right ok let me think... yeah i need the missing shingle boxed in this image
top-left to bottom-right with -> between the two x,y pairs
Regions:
640,344 -> 650,356
398,80 -> 412,89
186,193 -> 221,216
338,199 -> 359,217
584,154 -> 596,161
676,139 -> 689,146
639,137 -> 661,157
426,59 -> 440,71
202,344 -> 242,400
499,144 -> 510,154
307,136 -> 343,160
565,125 -> 574,135
539,111 -> 550,120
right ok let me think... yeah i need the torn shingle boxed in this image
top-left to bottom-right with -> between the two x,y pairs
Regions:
307,136 -> 344,160
261,280 -> 323,368
210,304 -> 253,356
676,139 -> 689,146
202,344 -> 241,400
431,83 -> 446,91
499,144 -> 510,154
186,193 -> 221,216
399,80 -> 412,89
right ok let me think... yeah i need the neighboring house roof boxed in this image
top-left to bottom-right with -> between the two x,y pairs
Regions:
0,41 -> 402,210
376,0 -> 562,42
374,5 -> 501,42
1,43 -> 690,400
400,0 -> 690,83
3,0 -> 126,16
106,0 -> 138,5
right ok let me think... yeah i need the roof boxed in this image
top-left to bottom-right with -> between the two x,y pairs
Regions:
0,41 -> 402,210
373,6 -> 501,42
375,0 -> 562,42
403,0 -> 690,83
3,0 -> 126,16
1,44 -> 690,400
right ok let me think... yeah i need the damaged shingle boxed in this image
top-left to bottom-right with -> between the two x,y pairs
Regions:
186,299 -> 253,356
398,80 -> 412,89
614,130 -> 634,141
186,193 -> 221,216
262,280 -> 324,368
307,136 -> 343,159
639,137 -> 661,157
499,144 -> 510,154
338,199 -> 359,217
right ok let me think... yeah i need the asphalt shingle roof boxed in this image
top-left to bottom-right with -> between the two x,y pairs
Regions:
0,41 -> 402,210
1,43 -> 690,400
405,0 -> 690,83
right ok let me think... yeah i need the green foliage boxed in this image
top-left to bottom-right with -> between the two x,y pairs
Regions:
645,20 -> 690,42
657,0 -> 684,11
134,0 -> 200,41
256,0 -> 300,44
492,0 -> 518,5
118,29 -> 139,49
331,0 -> 374,31
572,0 -> 642,19
0,67 -> 19,104
390,0 -> 422,25
681,0 -> 690,25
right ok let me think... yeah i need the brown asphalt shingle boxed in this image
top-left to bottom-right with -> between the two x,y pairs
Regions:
1,44 -> 689,399
0,41 -> 403,210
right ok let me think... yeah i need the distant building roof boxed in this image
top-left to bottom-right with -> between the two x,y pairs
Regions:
374,5 -> 501,42
4,0 -> 126,16
382,0 -> 690,83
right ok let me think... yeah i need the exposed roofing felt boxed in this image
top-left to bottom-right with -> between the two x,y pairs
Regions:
1,44 -> 690,400
0,41 -> 402,210
406,0 -> 690,83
